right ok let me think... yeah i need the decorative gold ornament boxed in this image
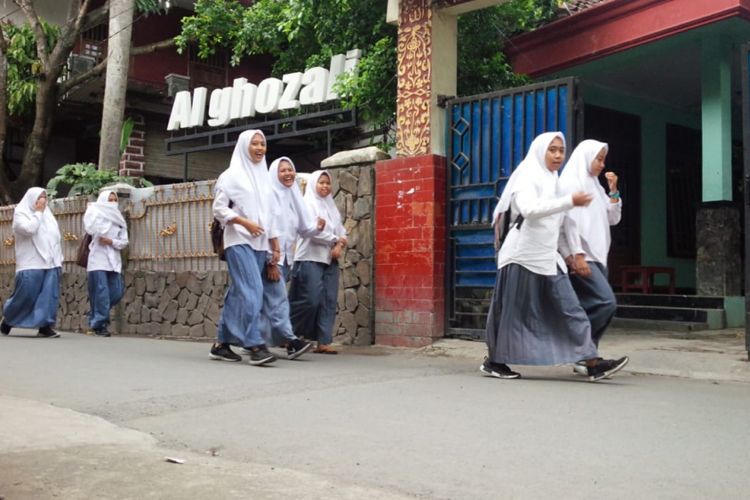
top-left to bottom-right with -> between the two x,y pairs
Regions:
159,223 -> 177,237
396,0 -> 432,157
63,232 -> 79,241
3,235 -> 14,246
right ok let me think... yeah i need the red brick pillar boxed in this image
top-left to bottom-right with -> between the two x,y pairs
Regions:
118,113 -> 146,177
375,154 -> 446,347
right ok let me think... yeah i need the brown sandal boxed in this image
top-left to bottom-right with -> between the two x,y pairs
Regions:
313,345 -> 338,354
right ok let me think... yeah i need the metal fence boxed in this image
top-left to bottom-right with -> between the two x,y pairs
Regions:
0,180 -> 225,274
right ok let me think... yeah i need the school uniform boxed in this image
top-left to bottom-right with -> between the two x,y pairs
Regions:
261,157 -> 319,347
486,132 -> 598,366
84,190 -> 128,334
213,129 -> 280,350
289,170 -> 346,345
2,187 -> 63,331
559,140 -> 622,346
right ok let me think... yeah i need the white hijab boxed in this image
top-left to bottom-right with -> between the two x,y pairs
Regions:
13,187 -> 61,264
215,129 -> 274,230
492,131 -> 566,222
559,139 -> 611,263
84,190 -> 126,235
305,170 -> 344,235
268,156 -> 316,232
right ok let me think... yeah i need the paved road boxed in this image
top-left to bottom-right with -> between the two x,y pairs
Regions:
1,331 -> 749,499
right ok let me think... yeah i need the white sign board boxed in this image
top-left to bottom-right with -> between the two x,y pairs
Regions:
167,49 -> 361,131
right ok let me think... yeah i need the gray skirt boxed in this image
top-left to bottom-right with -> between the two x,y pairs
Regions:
485,263 -> 598,365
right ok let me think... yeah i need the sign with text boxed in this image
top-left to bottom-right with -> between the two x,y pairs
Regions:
167,49 -> 361,131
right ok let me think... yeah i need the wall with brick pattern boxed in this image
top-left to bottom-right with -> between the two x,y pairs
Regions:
374,154 -> 446,347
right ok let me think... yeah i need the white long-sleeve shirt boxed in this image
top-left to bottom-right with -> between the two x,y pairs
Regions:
87,224 -> 128,273
497,183 -> 574,276
277,204 -> 320,267
559,198 -> 622,265
13,212 -> 63,272
213,188 -> 280,253
293,223 -> 342,265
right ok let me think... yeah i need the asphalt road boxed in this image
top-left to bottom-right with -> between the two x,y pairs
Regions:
1,331 -> 749,499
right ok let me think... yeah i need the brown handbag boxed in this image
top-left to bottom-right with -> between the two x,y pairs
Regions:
75,233 -> 93,268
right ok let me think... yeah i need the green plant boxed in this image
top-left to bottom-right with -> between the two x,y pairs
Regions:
119,117 -> 135,157
46,162 -> 153,198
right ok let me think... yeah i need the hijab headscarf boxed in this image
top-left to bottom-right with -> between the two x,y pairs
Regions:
492,131 -> 566,223
84,190 -> 127,235
559,139 -> 611,263
13,187 -> 61,265
268,156 -> 316,232
215,129 -> 274,231
304,170 -> 344,235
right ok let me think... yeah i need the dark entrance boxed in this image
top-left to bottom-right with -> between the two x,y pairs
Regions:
582,105 -> 642,289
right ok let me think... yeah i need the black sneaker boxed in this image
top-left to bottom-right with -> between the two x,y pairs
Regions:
0,319 -> 10,335
573,357 -> 602,376
479,357 -> 521,379
586,357 -> 629,382
94,328 -> 111,337
37,326 -> 60,338
246,345 -> 277,366
209,343 -> 241,362
286,338 -> 312,360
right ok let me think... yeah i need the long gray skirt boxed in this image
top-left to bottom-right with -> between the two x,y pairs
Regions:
485,263 -> 598,366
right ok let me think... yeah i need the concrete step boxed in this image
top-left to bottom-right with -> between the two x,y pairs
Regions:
615,293 -> 724,309
610,317 -> 711,332
615,304 -> 725,329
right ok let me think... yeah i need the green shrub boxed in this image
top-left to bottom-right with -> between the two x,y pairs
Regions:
46,162 -> 152,198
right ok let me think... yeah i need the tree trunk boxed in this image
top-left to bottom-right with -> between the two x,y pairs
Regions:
17,78 -> 58,192
98,0 -> 135,172
0,31 -> 11,204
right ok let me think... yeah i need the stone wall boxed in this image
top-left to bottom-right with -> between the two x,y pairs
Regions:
323,146 -> 386,346
696,203 -> 742,296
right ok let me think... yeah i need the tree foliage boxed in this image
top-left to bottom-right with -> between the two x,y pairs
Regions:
458,0 -> 561,96
3,21 -> 58,118
176,0 -> 560,134
177,0 -> 397,128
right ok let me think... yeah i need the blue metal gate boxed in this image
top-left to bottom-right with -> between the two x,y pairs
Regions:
445,78 -> 580,339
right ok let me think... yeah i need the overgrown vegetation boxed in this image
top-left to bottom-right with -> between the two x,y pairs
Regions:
45,162 -> 152,198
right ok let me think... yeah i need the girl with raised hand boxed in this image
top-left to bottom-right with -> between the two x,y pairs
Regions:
559,139 -> 622,352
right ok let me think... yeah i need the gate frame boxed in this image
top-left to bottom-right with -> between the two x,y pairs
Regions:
444,77 -> 583,340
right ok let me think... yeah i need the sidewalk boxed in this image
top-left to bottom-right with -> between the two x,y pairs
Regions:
419,327 -> 750,383
0,395 -> 409,500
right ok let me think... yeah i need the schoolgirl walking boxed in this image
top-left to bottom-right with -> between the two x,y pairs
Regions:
288,170 -> 347,354
210,129 -> 280,365
1,187 -> 63,338
84,190 -> 128,337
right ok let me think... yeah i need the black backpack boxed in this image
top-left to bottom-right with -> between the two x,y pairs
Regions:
493,210 -> 524,251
